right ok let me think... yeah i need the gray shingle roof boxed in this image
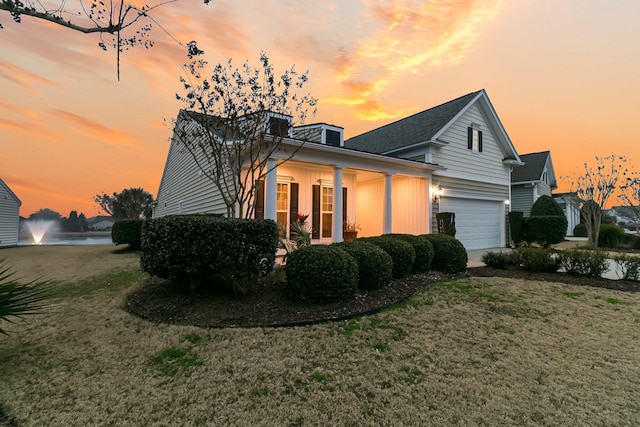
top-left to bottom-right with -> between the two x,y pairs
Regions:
511,151 -> 550,183
344,91 -> 482,154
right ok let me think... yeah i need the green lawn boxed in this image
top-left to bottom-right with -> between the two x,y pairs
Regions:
1,270 -> 640,426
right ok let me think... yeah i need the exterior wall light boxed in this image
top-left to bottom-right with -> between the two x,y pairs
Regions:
433,185 -> 443,202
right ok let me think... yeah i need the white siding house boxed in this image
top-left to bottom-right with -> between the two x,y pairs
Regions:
0,178 -> 21,248
345,90 -> 523,250
155,90 -> 524,250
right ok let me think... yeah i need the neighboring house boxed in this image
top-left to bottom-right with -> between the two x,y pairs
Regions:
88,216 -> 115,231
553,192 -> 582,236
155,89 -> 522,250
510,151 -> 557,218
0,177 -> 21,248
606,206 -> 639,226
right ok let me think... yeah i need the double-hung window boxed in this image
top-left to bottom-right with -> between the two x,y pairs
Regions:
467,126 -> 483,152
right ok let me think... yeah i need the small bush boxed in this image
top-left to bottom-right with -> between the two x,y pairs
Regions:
558,249 -> 609,277
111,219 -> 143,249
633,236 -> 640,250
422,234 -> 468,273
598,224 -> 626,248
334,241 -> 393,290
285,245 -> 358,304
511,247 -> 559,273
482,251 -> 513,269
573,223 -> 587,237
357,236 -> 415,279
613,254 -> 640,281
386,234 -> 434,273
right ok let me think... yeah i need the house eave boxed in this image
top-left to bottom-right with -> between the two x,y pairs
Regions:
381,139 -> 447,156
503,159 -> 525,166
279,138 -> 446,174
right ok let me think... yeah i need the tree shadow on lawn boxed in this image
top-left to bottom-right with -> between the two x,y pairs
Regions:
125,266 -> 640,329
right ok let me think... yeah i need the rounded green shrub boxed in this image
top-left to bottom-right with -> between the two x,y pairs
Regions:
357,236 -> 415,278
573,223 -> 587,237
111,219 -> 143,249
632,236 -> 640,250
598,224 -> 625,248
386,234 -> 434,273
285,245 -> 358,304
334,241 -> 393,290
422,234 -> 468,273
558,249 -> 609,277
526,195 -> 567,246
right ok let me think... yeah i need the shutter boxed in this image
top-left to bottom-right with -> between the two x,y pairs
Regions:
342,187 -> 348,224
312,185 -> 320,239
478,130 -> 483,152
289,183 -> 299,235
467,127 -> 473,150
255,180 -> 265,219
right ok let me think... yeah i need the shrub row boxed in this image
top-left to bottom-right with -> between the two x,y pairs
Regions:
111,219 -> 144,249
613,254 -> 640,281
140,215 -> 279,290
285,233 -> 467,304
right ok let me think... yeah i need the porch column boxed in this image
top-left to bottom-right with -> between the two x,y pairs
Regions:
264,158 -> 277,221
333,166 -> 343,242
384,173 -> 393,234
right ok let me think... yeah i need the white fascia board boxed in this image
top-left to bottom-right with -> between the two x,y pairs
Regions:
381,139 -> 447,156
441,191 -> 508,202
277,139 -> 446,175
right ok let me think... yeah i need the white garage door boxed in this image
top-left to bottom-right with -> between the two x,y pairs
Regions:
439,198 -> 502,250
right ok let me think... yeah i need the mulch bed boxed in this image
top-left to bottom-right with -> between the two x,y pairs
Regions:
125,267 -> 640,329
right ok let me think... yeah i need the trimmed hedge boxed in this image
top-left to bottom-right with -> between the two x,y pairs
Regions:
573,223 -> 587,237
510,247 -> 559,273
482,251 -> 513,269
140,215 -> 279,290
598,224 -> 626,248
613,254 -> 640,281
386,234 -> 434,273
558,249 -> 609,277
111,219 -> 143,249
357,236 -> 415,279
525,195 -> 567,246
333,241 -> 393,290
285,245 -> 358,304
422,234 -> 468,273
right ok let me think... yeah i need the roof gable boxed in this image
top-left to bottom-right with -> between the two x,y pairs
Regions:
511,151 -> 557,187
344,89 -> 520,161
0,177 -> 21,205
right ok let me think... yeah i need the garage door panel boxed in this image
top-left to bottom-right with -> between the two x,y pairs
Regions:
439,198 -> 502,250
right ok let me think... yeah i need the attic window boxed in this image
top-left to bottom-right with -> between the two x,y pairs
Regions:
325,129 -> 341,147
467,127 -> 483,152
269,117 -> 290,137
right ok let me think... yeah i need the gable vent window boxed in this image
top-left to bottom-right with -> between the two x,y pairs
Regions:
467,127 -> 483,152
325,129 -> 341,147
269,117 -> 290,137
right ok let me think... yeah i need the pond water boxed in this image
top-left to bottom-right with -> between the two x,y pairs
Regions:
18,232 -> 112,246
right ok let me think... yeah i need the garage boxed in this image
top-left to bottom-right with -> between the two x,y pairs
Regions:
439,198 -> 503,250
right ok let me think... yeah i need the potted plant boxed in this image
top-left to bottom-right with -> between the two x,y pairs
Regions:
343,220 -> 360,242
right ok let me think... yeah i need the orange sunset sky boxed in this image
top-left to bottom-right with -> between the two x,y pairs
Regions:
1,0 -> 639,218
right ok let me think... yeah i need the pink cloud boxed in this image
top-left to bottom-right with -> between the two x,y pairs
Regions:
48,109 -> 144,148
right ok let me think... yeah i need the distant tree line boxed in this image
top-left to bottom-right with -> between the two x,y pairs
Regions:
27,209 -> 88,232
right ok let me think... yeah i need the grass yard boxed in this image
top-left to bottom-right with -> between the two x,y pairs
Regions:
1,246 -> 640,425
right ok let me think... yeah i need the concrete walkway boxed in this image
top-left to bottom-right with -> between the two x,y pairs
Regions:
466,245 -> 626,280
